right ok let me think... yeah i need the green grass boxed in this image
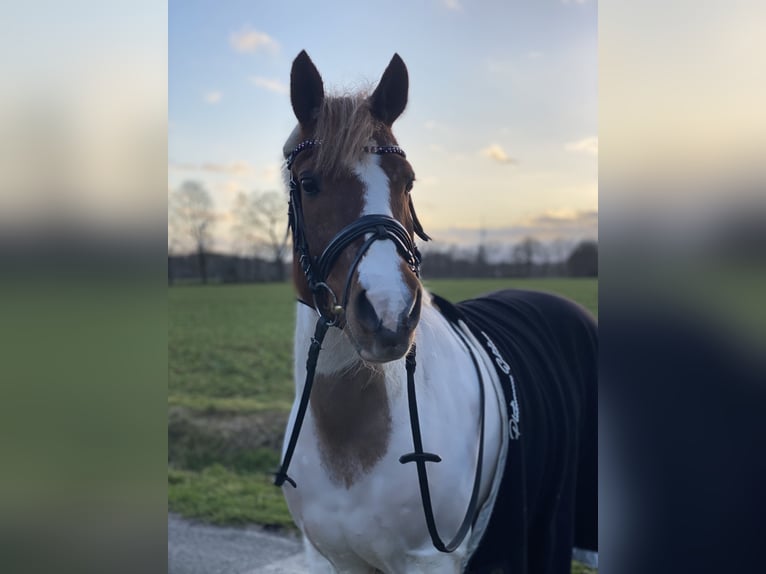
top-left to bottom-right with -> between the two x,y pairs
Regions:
168,465 -> 296,529
169,279 -> 597,411
169,278 -> 597,570
572,562 -> 596,574
169,283 -> 296,407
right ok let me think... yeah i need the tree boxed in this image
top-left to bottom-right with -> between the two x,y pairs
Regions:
567,240 -> 598,277
548,237 -> 572,264
512,237 -> 544,277
231,190 -> 289,281
169,181 -> 215,284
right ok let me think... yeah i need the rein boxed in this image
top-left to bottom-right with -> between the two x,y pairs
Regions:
274,138 -> 487,554
401,325 -> 486,553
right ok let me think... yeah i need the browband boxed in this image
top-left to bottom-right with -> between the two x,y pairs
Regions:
285,139 -> 406,170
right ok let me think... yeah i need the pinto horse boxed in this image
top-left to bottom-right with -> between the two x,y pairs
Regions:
276,51 -> 598,574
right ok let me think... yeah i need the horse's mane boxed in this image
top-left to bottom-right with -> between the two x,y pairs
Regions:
285,90 -> 382,177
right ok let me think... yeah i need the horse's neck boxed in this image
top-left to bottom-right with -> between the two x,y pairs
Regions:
292,296 -> 464,394
295,296 -> 456,376
296,303 -> 394,367
292,298 -> 497,492
293,304 -> 403,487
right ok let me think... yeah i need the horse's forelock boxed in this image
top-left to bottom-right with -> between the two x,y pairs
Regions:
314,93 -> 381,176
283,90 -> 399,179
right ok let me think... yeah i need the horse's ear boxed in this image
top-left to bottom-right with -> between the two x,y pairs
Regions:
290,50 -> 324,129
370,54 -> 408,126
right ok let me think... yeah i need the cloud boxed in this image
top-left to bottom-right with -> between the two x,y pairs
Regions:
527,50 -> 544,59
565,136 -> 598,156
481,144 -> 518,165
514,209 -> 599,242
562,0 -> 590,4
169,161 -> 255,176
430,209 -> 598,247
230,27 -> 279,54
169,162 -> 282,188
203,91 -> 222,104
522,209 -> 598,227
251,76 -> 289,95
441,0 -> 462,11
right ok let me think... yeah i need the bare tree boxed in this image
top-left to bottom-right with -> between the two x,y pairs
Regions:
512,236 -> 544,277
567,240 -> 598,277
232,190 -> 289,281
474,227 -> 489,277
548,237 -> 572,264
169,180 -> 215,284
543,237 -> 572,277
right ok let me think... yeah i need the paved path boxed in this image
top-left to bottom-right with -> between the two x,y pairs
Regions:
168,514 -> 307,574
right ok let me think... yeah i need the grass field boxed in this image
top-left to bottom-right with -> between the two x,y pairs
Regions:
168,278 -> 597,570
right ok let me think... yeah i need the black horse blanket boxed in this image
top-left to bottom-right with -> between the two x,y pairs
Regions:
430,289 -> 598,574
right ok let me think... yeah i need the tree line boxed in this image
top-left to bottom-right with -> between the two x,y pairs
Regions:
169,181 -> 289,284
168,180 -> 597,284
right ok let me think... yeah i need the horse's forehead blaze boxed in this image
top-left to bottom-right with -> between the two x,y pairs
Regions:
379,154 -> 413,227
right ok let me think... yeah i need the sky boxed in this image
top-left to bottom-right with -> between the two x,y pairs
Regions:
169,0 -> 597,255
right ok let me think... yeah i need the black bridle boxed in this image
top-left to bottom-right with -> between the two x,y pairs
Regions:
275,138 -> 486,555
284,139 -> 430,321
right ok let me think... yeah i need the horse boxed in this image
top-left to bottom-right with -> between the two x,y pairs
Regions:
276,50 -> 598,574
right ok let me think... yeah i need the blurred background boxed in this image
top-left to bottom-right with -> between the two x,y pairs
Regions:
0,2 -> 168,574
1,1 -> 764,573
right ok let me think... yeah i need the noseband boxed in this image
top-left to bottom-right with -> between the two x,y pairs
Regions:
285,139 -> 430,322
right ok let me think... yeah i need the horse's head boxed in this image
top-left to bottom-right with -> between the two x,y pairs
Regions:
284,51 -> 429,363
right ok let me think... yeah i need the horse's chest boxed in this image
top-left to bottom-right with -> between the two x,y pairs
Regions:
288,445 -> 422,565
308,368 -> 392,489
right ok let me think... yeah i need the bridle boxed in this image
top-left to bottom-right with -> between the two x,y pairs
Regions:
284,138 -> 430,323
275,138 -> 486,555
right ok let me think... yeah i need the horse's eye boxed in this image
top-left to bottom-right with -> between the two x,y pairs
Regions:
405,178 -> 414,193
300,176 -> 320,196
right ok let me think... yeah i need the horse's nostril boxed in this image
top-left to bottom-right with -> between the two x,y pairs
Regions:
355,290 -> 381,333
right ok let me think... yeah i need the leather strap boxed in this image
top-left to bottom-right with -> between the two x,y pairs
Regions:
399,323 -> 486,553
274,317 -> 332,488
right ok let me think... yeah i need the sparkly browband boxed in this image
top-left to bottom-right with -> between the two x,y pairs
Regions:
285,139 -> 406,170
363,145 -> 407,158
285,139 -> 321,169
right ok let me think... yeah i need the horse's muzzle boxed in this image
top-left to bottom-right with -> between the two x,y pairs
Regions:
353,287 -> 422,362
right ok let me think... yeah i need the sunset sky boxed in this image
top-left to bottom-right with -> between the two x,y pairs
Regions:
169,0 -> 597,255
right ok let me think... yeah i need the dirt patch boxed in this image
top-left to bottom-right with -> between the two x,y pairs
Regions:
169,407 -> 288,472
